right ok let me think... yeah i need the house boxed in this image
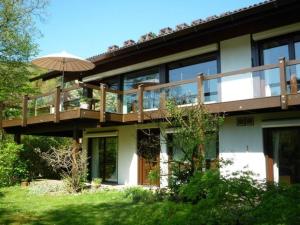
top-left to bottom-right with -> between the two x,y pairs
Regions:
2,0 -> 300,186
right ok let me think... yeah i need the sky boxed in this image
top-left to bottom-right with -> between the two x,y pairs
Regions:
35,0 -> 263,59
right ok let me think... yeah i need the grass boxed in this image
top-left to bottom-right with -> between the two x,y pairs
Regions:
0,186 -> 191,225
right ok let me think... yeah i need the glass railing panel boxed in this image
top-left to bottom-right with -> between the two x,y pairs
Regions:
3,107 -> 22,120
28,94 -> 55,117
106,92 -> 120,113
217,67 -> 280,103
165,83 -> 198,106
143,89 -> 160,110
203,78 -> 219,103
123,92 -> 138,113
61,88 -> 83,111
286,63 -> 300,94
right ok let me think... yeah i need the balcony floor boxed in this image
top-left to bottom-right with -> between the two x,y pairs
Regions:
2,94 -> 300,137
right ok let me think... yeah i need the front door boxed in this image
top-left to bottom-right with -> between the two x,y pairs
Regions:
89,136 -> 118,183
137,129 -> 160,186
264,127 -> 300,184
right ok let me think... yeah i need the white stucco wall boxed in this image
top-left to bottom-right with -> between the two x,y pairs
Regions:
219,111 -> 300,181
117,125 -> 138,185
220,35 -> 254,102
219,116 -> 266,180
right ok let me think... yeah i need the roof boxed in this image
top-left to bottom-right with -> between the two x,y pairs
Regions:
31,0 -> 297,81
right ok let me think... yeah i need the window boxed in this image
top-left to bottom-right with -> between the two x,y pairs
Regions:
257,34 -> 300,95
123,68 -> 159,113
168,54 -> 219,104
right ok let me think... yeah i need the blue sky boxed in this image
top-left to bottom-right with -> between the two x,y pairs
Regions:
36,0 -> 263,59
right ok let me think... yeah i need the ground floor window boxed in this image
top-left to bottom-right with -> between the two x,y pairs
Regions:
88,136 -> 118,183
167,133 -> 219,169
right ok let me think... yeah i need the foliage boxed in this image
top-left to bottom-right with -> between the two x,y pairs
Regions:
0,141 -> 28,187
159,101 -> 223,192
0,184 -> 299,225
36,144 -> 88,193
0,0 -> 48,137
91,178 -> 102,186
148,168 -> 160,186
22,136 -> 71,180
177,168 -> 300,225
124,187 -> 156,203
29,180 -> 65,195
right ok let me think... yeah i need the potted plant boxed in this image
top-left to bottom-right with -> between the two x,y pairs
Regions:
20,178 -> 30,187
91,178 -> 102,189
80,97 -> 90,109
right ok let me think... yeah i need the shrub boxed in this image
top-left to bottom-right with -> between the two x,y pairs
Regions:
0,141 -> 28,187
124,187 -> 156,203
29,180 -> 65,195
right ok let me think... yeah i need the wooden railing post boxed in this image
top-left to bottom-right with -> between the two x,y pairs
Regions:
54,86 -> 61,123
99,83 -> 106,123
279,57 -> 288,109
138,84 -> 144,123
22,95 -> 28,127
290,74 -> 298,94
197,74 -> 204,105
159,90 -> 166,109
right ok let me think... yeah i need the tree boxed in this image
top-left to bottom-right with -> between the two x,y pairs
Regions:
159,101 -> 223,190
0,0 -> 48,136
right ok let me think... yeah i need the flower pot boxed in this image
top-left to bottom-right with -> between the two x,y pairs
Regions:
21,181 -> 29,187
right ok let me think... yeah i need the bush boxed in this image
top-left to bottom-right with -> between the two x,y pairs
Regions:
0,141 -> 28,187
177,169 -> 300,225
124,187 -> 156,203
29,180 -> 65,195
22,136 -> 71,179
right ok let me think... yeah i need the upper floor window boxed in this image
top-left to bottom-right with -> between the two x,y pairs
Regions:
123,68 -> 159,90
168,54 -> 219,103
257,33 -> 300,95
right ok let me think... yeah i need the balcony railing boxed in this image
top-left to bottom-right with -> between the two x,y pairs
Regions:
2,57 -> 300,126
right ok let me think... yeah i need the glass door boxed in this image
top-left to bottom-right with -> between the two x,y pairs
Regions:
90,136 -> 118,183
264,127 -> 300,184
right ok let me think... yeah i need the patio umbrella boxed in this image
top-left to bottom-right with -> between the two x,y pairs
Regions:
32,51 -> 95,86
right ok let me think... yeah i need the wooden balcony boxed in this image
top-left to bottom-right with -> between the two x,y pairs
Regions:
2,58 -> 300,136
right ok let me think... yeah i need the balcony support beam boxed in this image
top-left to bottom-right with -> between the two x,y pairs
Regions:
22,95 -> 28,127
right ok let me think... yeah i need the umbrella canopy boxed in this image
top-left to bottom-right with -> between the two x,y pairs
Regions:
32,51 -> 95,72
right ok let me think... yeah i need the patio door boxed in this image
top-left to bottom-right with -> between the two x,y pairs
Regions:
89,136 -> 118,183
264,127 -> 300,184
137,129 -> 160,186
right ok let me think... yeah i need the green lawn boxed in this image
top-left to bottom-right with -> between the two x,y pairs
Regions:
0,186 -> 190,225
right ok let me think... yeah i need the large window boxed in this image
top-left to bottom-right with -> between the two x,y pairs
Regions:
168,55 -> 219,103
258,34 -> 300,95
123,68 -> 159,113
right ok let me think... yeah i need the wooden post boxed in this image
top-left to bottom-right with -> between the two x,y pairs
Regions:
54,86 -> 61,123
22,95 -> 28,127
279,58 -> 288,110
138,84 -> 144,123
197,74 -> 204,105
99,83 -> 106,123
159,90 -> 166,109
14,133 -> 21,144
290,74 -> 298,94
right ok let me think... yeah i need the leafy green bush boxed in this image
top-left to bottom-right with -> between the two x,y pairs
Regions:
22,136 -> 71,179
29,180 -> 65,195
178,169 -> 300,225
124,187 -> 156,203
0,141 -> 28,187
